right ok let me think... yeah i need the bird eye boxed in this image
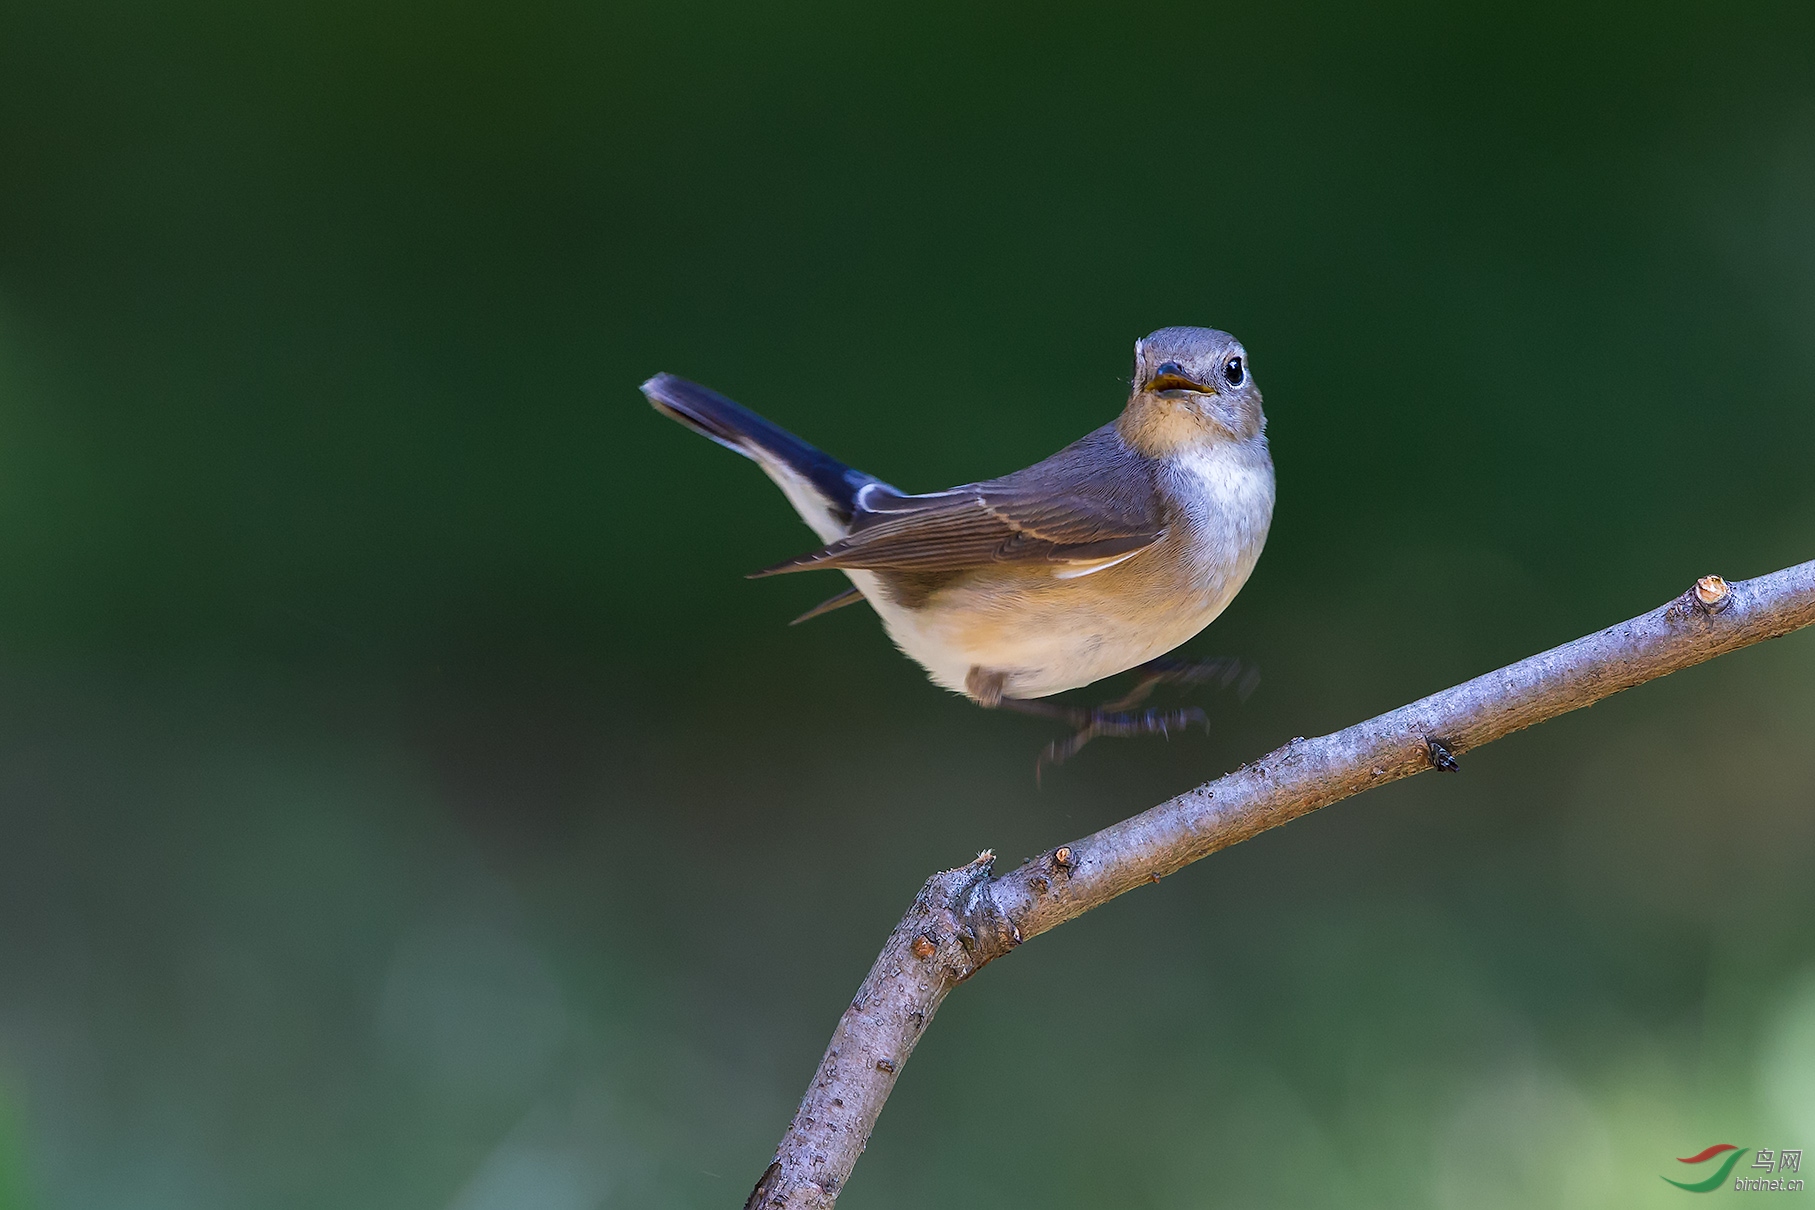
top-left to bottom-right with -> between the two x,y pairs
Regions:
1223,356 -> 1245,387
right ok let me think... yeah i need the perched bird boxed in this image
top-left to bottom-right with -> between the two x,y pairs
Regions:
643,327 -> 1274,759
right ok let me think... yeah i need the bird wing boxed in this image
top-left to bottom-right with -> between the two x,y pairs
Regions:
750,425 -> 1165,576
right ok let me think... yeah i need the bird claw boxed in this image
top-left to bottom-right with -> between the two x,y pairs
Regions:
1100,656 -> 1257,711
1005,656 -> 1256,780
1034,705 -> 1211,778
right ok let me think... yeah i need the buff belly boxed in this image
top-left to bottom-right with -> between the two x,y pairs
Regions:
846,535 -> 1261,700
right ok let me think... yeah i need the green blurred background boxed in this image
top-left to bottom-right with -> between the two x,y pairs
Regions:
2,0 -> 1814,1206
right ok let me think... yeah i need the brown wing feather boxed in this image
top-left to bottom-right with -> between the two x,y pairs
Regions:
749,425 -> 1164,576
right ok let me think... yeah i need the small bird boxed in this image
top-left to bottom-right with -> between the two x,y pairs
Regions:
643,327 -> 1275,760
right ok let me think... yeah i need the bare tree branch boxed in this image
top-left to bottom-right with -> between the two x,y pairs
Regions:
744,561 -> 1815,1209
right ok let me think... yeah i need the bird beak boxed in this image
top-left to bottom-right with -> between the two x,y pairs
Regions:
1144,363 -> 1217,396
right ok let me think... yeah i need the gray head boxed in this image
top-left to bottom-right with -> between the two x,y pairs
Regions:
1120,326 -> 1265,453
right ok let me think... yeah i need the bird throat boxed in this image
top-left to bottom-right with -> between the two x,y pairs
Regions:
1115,395 -> 1229,459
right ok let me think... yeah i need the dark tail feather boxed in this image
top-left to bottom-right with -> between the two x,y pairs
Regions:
642,372 -> 875,524
789,585 -> 866,626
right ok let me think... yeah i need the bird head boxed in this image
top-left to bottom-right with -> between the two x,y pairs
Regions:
1119,327 -> 1266,455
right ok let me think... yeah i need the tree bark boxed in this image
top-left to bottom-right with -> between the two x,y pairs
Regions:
745,562 -> 1815,1209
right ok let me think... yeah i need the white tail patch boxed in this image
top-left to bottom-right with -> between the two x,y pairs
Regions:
756,460 -> 849,543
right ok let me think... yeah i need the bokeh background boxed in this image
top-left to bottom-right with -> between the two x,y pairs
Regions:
2,1 -> 1814,1206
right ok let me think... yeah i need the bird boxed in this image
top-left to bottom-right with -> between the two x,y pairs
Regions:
643,326 -> 1275,761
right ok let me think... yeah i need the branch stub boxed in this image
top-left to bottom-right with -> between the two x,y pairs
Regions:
1695,574 -> 1733,613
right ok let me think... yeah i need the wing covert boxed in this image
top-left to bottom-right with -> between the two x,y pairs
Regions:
749,425 -> 1164,577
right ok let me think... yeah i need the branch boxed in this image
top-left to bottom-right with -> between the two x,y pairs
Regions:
744,561 -> 1815,1209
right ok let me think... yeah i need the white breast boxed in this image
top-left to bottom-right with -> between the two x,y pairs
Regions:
1162,439 -> 1276,602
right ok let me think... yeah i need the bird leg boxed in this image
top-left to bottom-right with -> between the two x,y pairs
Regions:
992,695 -> 1210,773
1099,655 -> 1259,711
968,658 -> 1259,775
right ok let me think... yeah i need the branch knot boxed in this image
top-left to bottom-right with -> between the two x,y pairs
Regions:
1693,574 -> 1734,614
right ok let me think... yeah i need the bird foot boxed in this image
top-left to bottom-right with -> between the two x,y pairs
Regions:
1100,655 -> 1259,711
991,697 -> 1209,779
988,656 -> 1258,777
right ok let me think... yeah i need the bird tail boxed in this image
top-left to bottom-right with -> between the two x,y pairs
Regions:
642,373 -> 883,541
